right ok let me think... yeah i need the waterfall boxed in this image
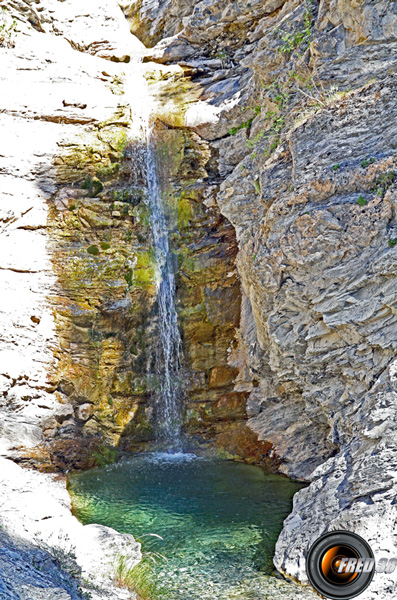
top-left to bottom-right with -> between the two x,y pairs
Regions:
145,129 -> 184,448
127,59 -> 184,450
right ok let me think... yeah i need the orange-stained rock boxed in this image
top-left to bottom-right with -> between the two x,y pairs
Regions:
214,423 -> 280,469
209,366 -> 239,389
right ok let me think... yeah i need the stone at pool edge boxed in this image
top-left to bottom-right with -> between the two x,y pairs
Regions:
0,457 -> 141,600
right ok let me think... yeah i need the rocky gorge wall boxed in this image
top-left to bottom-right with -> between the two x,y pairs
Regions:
0,0 -> 251,472
0,1 -> 149,597
124,0 -> 397,598
0,0 -> 156,470
1,0 -> 397,599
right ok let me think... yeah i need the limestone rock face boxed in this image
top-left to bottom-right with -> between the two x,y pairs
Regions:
0,1 -> 145,597
1,0 -> 251,468
0,457 -> 141,599
2,0 -> 397,597
127,0 -> 397,597
0,0 -> 160,469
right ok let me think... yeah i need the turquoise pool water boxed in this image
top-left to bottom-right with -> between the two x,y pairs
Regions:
68,452 -> 304,599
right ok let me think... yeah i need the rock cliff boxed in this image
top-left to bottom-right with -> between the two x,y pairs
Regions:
1,0 -> 397,598
125,0 -> 397,598
0,0 -> 255,470
0,1 -> 145,597
0,456 -> 141,600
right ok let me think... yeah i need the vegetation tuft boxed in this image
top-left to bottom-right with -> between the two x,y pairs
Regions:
81,175 -> 104,198
229,106 -> 261,136
114,553 -> 168,600
371,170 -> 396,197
356,195 -> 367,206
87,245 -> 100,256
361,156 -> 375,168
276,0 -> 313,56
0,7 -> 17,48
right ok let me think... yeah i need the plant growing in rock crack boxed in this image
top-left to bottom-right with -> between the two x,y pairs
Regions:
371,170 -> 396,197
356,195 -> 367,206
361,155 -> 376,168
0,6 -> 17,48
229,106 -> 261,136
244,58 -> 338,161
81,175 -> 103,198
245,83 -> 289,157
276,0 -> 313,56
246,64 -> 348,161
209,48 -> 231,67
289,65 -> 346,115
238,9 -> 352,164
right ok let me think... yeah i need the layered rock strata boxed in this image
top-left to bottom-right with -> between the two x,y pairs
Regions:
126,0 -> 397,597
1,0 -> 257,469
0,1 -> 145,597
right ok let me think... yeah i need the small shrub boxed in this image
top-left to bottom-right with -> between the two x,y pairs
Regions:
279,30 -> 307,54
361,156 -> 375,168
372,171 -> 396,197
332,164 -> 340,171
229,116 -> 255,136
81,175 -> 103,198
217,50 -> 226,60
87,245 -> 100,256
100,241 -> 111,250
277,0 -> 313,55
356,195 -> 367,206
0,7 -> 17,48
388,239 -> 397,248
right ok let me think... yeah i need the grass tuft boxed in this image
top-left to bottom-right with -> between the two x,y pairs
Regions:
356,195 -> 367,207
114,555 -> 168,600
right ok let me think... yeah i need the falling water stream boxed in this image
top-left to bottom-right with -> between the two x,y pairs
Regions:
145,129 -> 184,448
69,58 -> 305,599
126,57 -> 183,449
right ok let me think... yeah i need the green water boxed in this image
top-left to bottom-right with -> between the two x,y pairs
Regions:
68,453 -> 304,599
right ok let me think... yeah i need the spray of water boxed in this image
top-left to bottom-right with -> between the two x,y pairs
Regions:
126,58 -> 184,450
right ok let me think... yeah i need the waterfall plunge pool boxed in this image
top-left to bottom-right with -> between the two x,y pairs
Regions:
68,453 -> 304,599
